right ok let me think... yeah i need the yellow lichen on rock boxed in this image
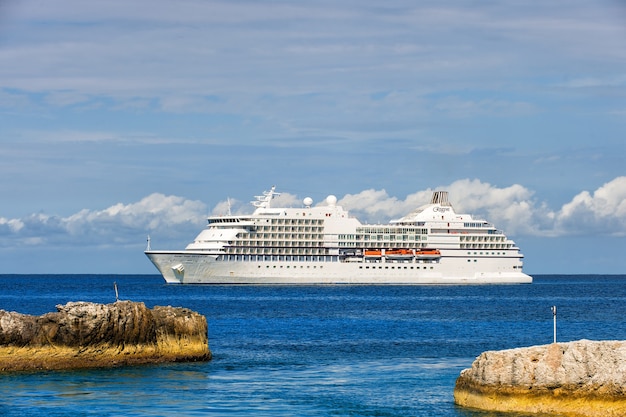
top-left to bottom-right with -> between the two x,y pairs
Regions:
454,340 -> 626,417
0,301 -> 211,372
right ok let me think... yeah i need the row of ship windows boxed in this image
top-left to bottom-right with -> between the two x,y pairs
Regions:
461,246 -> 513,250
251,226 -> 323,232
220,255 -> 335,262
231,242 -> 444,250
335,242 -> 511,250
225,247 -> 327,253
338,242 -> 425,248
241,233 -> 324,240
345,235 -> 425,242
464,222 -> 487,228
219,223 -> 503,235
223,247 -> 514,255
218,254 -> 518,263
263,219 -> 324,225
259,265 -> 325,269
351,235 -> 506,242
354,226 -> 501,235
353,228 -> 428,235
361,265 -> 435,270
237,233 -> 506,243
231,240 -> 510,251
252,264 -> 437,270
459,235 -> 506,242
339,235 -> 505,242
240,234 -> 426,242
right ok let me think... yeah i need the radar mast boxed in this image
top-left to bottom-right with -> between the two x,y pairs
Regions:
252,186 -> 281,209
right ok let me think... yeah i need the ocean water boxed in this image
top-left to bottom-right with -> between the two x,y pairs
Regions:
0,275 -> 624,417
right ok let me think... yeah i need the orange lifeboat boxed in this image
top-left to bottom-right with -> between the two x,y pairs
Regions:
415,248 -> 441,259
385,249 -> 415,260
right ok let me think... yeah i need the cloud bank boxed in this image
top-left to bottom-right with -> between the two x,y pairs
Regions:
2,177 -> 625,250
0,194 -> 207,249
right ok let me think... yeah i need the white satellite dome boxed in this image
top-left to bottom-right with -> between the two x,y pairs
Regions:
303,197 -> 313,207
326,195 -> 337,206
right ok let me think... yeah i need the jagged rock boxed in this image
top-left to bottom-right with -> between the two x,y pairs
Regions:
454,340 -> 626,417
0,301 -> 211,371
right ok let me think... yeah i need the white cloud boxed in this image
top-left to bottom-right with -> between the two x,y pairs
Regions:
0,217 -> 25,233
336,180 -> 540,234
338,178 -> 626,238
0,194 -> 207,248
554,177 -> 626,237
271,192 -> 302,208
2,178 -> 625,250
0,177 -> 626,247
338,189 -> 412,223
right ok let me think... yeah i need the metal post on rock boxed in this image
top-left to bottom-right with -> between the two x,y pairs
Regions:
114,281 -> 119,302
551,305 -> 557,343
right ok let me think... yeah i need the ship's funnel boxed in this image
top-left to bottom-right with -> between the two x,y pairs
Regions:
430,191 -> 452,206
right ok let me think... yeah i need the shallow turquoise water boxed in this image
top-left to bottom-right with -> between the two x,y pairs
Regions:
0,274 -> 624,416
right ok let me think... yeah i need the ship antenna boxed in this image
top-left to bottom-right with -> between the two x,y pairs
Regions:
252,186 -> 280,209
227,197 -> 232,215
146,235 -> 151,251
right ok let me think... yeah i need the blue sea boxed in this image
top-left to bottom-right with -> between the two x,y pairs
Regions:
0,275 -> 624,417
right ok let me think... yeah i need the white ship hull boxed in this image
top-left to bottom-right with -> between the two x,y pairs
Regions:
146,251 -> 532,285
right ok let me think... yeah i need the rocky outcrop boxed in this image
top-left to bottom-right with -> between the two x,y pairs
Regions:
454,340 -> 626,417
0,301 -> 211,372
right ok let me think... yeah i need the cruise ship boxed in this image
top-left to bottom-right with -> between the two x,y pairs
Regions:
145,186 -> 532,284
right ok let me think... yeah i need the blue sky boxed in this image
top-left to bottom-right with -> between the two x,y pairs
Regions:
1,0 -> 625,275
